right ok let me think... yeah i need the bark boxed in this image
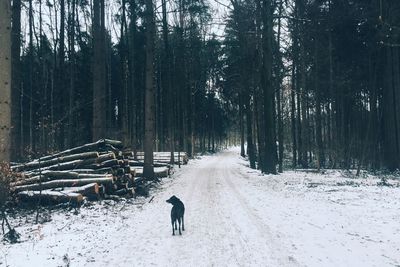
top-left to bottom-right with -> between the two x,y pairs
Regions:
143,0 -> 156,179
0,0 -> 12,162
12,152 -> 100,172
11,0 -> 21,160
245,94 -> 256,169
128,160 -> 169,168
314,37 -> 324,169
58,0 -> 65,149
28,0 -> 34,152
383,47 -> 400,170
67,0 -> 76,148
130,167 -> 169,178
261,0 -> 276,174
276,0 -> 284,173
23,153 -> 116,172
161,0 -> 175,163
120,0 -> 130,145
239,96 -> 245,157
92,0 -> 107,141
11,172 -> 110,187
291,61 -> 297,168
18,190 -> 84,204
38,139 -> 122,161
63,183 -> 100,199
128,0 -> 137,157
13,177 -> 114,192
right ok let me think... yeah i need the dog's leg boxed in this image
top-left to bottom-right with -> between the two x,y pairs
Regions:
182,215 -> 185,231
174,220 -> 177,230
178,217 -> 182,235
171,219 -> 175,235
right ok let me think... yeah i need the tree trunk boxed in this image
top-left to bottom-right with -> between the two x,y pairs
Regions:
161,0 -> 175,164
0,0 -> 12,162
129,0 -> 137,158
143,0 -> 156,179
291,59 -> 297,168
245,94 -> 256,169
11,0 -> 21,161
276,0 -> 284,173
383,46 -> 400,170
67,0 -> 76,148
314,37 -> 324,170
92,0 -> 106,141
28,0 -> 34,153
239,95 -> 245,157
120,0 -> 130,145
261,0 -> 276,174
58,0 -> 65,149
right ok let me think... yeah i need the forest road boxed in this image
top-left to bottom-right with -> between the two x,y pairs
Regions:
6,148 -> 399,266
106,149 -> 299,267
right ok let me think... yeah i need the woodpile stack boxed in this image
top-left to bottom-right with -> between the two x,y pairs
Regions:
10,139 -> 188,205
128,152 -> 189,165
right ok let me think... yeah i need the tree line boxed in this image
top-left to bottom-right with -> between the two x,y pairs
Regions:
221,0 -> 400,173
1,0 -> 400,175
0,0 -> 230,169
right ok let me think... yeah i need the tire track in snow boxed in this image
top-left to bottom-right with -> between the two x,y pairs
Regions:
222,164 -> 299,266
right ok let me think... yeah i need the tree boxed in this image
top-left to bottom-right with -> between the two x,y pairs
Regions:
92,0 -> 107,141
0,0 -> 12,162
260,0 -> 277,174
11,0 -> 21,160
143,0 -> 156,179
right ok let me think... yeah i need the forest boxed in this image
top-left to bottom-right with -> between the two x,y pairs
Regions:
1,0 -> 400,175
1,1 -> 400,266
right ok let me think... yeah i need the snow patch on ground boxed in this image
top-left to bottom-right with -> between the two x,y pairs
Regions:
2,148 -> 400,267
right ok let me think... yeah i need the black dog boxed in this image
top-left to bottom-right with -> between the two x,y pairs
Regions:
166,195 -> 185,235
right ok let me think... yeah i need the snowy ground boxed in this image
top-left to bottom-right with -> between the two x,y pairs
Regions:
2,148 -> 400,267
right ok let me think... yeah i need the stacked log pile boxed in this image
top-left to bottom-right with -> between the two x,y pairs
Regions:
133,152 -> 188,165
10,139 -> 188,205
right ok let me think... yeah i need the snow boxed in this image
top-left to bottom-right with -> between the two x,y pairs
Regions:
2,148 -> 400,267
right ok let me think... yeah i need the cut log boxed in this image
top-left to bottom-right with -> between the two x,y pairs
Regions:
69,168 -> 113,174
128,152 -> 188,162
135,151 -> 187,157
63,183 -> 100,199
11,172 -> 113,187
134,157 -> 187,165
130,167 -> 169,178
24,153 -> 116,172
127,160 -> 170,168
98,159 -> 119,168
34,139 -> 122,162
42,170 -> 109,176
13,177 -> 114,193
18,190 -> 84,204
11,152 -> 100,172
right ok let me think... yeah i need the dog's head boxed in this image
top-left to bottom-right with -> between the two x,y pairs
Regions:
166,195 -> 179,205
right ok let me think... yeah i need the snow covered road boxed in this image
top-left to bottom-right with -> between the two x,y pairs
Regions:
3,148 -> 400,267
